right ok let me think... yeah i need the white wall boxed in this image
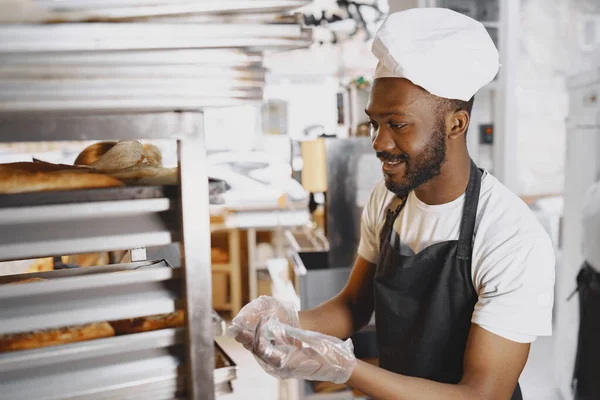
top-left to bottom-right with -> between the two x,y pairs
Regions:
204,105 -> 262,152
263,32 -> 380,140
531,1 -> 600,398
264,74 -> 340,139
516,0 -> 600,196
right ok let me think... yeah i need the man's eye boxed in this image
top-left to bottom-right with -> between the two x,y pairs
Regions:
369,120 -> 379,129
389,122 -> 406,130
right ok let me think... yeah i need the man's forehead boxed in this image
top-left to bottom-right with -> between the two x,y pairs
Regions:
367,78 -> 431,116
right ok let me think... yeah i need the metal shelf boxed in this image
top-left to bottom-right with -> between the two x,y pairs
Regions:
0,23 -> 311,53
0,0 -> 313,397
0,261 -> 179,335
0,328 -> 237,400
0,111 -> 217,399
0,198 -> 177,262
29,0 -> 311,22
0,112 -> 200,142
0,21 -> 311,111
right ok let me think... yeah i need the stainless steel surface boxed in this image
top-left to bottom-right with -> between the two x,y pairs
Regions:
0,328 -> 238,400
214,341 -> 238,387
0,112 -> 200,142
0,47 -> 297,112
0,16 -> 311,112
0,326 -> 184,373
0,23 -> 311,53
248,227 -> 258,300
285,228 -> 329,253
0,205 -> 177,262
325,138 -> 380,269
131,247 -> 148,262
0,198 -> 171,224
177,116 -> 215,400
297,267 -> 351,311
287,248 -> 308,277
0,261 -> 178,335
0,1 -> 312,110
0,49 -> 263,66
0,111 -> 221,398
30,0 -> 310,22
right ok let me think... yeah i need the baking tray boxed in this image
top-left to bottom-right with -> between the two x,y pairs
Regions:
0,328 -> 237,399
0,185 -> 177,208
27,0 -> 310,23
0,258 -> 174,283
0,260 -> 180,335
214,340 -> 238,394
0,178 -> 227,208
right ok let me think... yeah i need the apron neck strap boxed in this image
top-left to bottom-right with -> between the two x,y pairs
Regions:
456,160 -> 483,260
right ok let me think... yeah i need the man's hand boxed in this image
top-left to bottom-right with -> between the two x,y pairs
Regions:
227,296 -> 299,351
252,322 -> 529,400
253,318 -> 357,384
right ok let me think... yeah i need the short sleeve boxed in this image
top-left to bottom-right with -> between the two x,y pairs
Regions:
471,233 -> 555,343
357,183 -> 385,264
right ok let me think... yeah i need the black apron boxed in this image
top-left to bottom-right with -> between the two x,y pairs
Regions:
572,262 -> 600,400
373,160 -> 522,399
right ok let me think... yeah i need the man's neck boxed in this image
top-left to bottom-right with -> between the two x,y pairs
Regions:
413,154 -> 471,206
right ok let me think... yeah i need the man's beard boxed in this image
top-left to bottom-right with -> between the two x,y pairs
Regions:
378,121 -> 447,198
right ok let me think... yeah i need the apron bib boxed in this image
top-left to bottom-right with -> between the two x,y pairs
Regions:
373,160 -> 522,399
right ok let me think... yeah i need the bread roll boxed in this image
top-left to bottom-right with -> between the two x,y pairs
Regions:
90,140 -> 145,171
107,166 -> 177,185
74,141 -> 118,166
143,143 -> 162,167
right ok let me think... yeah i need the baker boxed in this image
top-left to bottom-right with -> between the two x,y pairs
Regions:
228,8 -> 555,400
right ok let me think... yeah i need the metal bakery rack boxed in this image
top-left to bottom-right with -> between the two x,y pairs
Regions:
0,1 -> 313,399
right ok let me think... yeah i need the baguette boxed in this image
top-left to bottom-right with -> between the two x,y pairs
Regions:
0,169 -> 123,194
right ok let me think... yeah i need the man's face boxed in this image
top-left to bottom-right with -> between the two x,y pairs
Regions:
365,78 -> 447,198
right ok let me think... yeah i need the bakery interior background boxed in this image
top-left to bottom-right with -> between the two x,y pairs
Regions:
0,0 -> 599,399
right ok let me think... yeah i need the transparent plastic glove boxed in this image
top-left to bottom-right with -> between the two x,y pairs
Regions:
253,318 -> 357,384
227,296 -> 299,351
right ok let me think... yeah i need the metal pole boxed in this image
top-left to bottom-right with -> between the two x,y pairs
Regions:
178,112 -> 215,400
248,227 -> 258,300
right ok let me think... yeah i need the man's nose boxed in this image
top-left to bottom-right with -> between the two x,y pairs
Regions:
372,127 -> 395,153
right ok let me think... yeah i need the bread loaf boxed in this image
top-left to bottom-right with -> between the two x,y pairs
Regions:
0,322 -> 115,352
0,169 -> 123,194
109,310 -> 185,335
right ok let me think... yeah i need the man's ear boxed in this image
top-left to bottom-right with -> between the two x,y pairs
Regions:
447,109 -> 470,139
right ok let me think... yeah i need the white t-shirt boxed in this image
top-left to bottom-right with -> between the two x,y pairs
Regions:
358,171 -> 556,343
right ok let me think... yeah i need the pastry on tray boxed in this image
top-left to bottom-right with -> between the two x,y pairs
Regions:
109,310 -> 185,335
0,322 -> 115,352
0,168 -> 124,194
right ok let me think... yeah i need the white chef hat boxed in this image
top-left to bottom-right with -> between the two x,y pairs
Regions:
372,8 -> 500,102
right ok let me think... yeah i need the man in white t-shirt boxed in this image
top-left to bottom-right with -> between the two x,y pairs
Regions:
228,8 -> 555,400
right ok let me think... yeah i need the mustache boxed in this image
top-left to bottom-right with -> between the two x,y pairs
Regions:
376,151 -> 408,163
